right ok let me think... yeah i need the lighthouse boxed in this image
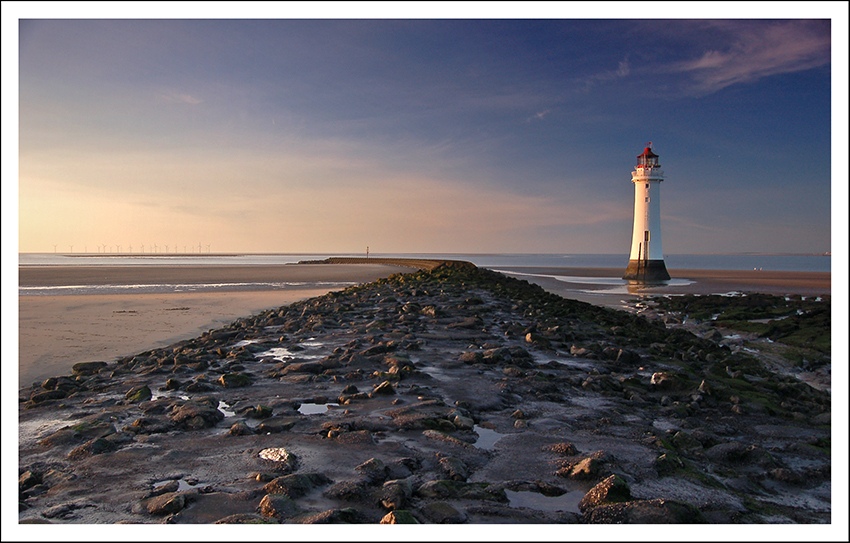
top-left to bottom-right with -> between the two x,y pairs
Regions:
623,143 -> 671,283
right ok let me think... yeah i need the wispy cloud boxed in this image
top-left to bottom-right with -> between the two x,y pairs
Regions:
672,21 -> 830,96
158,91 -> 203,105
579,58 -> 631,92
526,109 -> 551,123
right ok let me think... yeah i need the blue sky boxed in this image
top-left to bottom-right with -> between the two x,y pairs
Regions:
5,3 -> 847,255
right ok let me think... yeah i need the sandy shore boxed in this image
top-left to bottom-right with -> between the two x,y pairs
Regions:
15,263 -> 831,389
16,264 -> 410,388
495,266 -> 831,309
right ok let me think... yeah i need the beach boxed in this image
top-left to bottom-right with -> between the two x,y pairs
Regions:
16,262 -> 830,388
17,263 -> 411,388
14,260 -> 834,527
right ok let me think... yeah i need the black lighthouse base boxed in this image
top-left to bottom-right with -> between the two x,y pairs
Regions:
623,259 -> 671,283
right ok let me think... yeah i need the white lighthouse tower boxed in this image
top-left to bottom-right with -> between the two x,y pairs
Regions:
623,143 -> 670,283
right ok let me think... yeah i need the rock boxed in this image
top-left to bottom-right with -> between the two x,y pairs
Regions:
124,385 -> 152,403
544,442 -> 578,456
218,373 -> 252,388
419,501 -> 467,523
215,513 -> 277,524
650,372 -> 685,390
370,380 -> 396,396
578,474 -> 632,512
704,441 -> 751,462
458,351 -> 483,364
451,413 -> 475,430
151,480 -> 180,495
380,510 -> 419,524
146,492 -> 186,515
263,473 -> 332,498
616,348 -> 642,365
29,390 -> 68,404
557,452 -> 607,480
380,478 -> 413,510
654,453 -> 684,475
67,437 -> 117,460
228,421 -> 255,436
163,378 -> 182,390
671,431 -> 703,452
245,404 -> 273,419
439,456 -> 469,481
71,361 -> 107,376
168,401 -> 224,430
322,479 -> 370,501
582,498 -> 706,524
258,448 -> 299,473
19,470 -> 42,492
257,493 -> 299,520
354,458 -> 387,483
525,332 -> 551,349
417,480 -> 504,501
291,508 -> 370,524
256,417 -> 297,434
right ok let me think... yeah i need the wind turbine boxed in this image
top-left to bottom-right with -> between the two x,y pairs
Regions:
141,244 -> 144,254
70,245 -> 73,253
205,244 -> 211,253
129,244 -> 133,253
53,245 -> 57,253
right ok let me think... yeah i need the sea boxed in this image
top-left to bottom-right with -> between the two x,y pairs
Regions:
18,252 -> 831,297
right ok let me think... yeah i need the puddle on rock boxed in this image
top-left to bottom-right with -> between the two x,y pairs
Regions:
505,489 -> 584,514
298,402 -> 339,415
473,425 -> 503,450
218,401 -> 236,417
255,347 -> 296,362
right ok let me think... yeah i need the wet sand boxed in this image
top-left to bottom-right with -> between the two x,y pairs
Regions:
16,264 -> 411,388
15,263 -> 831,389
496,266 -> 831,309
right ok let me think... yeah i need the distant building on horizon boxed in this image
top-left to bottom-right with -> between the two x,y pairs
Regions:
623,143 -> 671,283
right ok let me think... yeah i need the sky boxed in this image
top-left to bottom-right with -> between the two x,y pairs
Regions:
4,3 -> 847,256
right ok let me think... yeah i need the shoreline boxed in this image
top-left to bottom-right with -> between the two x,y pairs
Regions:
15,263 -> 830,389
492,266 -> 831,310
16,263 -> 412,388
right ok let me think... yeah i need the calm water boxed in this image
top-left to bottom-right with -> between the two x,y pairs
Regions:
18,252 -> 831,297
19,252 -> 831,272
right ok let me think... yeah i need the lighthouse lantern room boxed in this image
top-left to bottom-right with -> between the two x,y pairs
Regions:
623,143 -> 671,283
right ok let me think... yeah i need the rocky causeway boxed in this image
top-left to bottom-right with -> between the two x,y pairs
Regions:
18,261 -> 832,524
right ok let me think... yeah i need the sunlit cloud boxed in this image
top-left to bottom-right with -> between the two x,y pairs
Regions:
671,21 -> 830,95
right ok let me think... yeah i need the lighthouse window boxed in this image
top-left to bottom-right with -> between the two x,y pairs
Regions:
645,197 -> 649,202
645,184 -> 649,188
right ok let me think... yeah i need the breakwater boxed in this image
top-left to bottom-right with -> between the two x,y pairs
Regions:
299,256 -> 477,271
18,264 -> 830,524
